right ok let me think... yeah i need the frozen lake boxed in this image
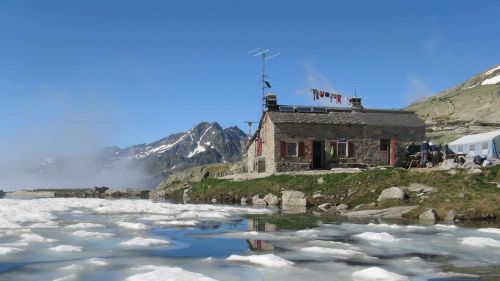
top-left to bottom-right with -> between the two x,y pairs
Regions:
0,198 -> 499,281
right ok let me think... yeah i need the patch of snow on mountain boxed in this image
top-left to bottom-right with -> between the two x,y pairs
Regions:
482,74 -> 500,85
136,130 -> 193,158
484,65 -> 500,76
188,126 -> 213,158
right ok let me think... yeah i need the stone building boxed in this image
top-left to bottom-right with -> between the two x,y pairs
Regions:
247,94 -> 425,173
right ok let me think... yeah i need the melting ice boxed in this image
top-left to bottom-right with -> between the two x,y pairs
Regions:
0,198 -> 499,281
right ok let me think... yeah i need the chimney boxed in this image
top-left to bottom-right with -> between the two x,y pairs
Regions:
265,93 -> 279,111
349,97 -> 364,110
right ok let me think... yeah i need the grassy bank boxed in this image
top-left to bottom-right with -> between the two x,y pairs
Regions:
177,166 -> 500,220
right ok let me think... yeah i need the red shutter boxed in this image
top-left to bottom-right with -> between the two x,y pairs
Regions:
280,142 -> 287,157
348,142 -> 354,157
257,138 -> 263,156
298,142 -> 305,157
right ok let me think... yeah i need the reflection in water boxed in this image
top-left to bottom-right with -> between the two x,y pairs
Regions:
247,218 -> 276,251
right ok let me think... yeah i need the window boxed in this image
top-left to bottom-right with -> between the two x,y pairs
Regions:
380,139 -> 390,151
469,144 -> 475,151
286,142 -> 298,157
482,142 -> 489,150
458,145 -> 463,153
337,141 -> 348,157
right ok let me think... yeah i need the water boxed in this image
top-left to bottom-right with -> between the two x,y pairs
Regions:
0,198 -> 499,281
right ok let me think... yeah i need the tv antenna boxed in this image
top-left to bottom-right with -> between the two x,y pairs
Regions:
244,121 -> 259,138
248,47 -> 280,112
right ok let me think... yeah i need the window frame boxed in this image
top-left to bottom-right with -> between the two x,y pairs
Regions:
337,141 -> 348,157
286,142 -> 298,157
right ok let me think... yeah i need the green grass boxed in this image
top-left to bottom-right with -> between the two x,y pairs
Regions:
185,166 -> 500,220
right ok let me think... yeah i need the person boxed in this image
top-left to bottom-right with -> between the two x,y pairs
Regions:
430,142 -> 439,167
420,140 -> 429,167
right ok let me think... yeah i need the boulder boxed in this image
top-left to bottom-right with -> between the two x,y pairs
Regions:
252,195 -> 267,207
263,193 -> 279,205
317,177 -> 325,185
240,197 -> 248,205
448,169 -> 457,175
441,159 -> 458,170
377,187 -> 408,202
211,198 -> 217,203
467,168 -> 482,175
312,192 -> 324,199
281,190 -> 307,207
444,209 -> 456,222
407,183 -> 435,193
419,208 -> 438,223
318,203 -> 332,211
336,204 -> 349,211
92,186 -> 109,193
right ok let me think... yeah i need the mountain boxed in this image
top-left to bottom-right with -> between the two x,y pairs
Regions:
0,122 -> 248,190
99,122 -> 249,187
407,64 -> 500,144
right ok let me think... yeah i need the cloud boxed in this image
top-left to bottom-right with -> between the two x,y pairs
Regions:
0,86 -> 149,190
406,74 -> 435,103
293,61 -> 344,106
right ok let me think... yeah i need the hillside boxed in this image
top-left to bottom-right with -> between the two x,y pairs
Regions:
407,64 -> 500,144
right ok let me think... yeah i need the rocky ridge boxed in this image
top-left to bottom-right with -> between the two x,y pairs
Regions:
407,64 -> 500,143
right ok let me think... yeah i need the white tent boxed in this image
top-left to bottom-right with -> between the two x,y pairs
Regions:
448,130 -> 500,159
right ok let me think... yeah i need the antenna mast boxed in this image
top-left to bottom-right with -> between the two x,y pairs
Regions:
248,48 -> 280,112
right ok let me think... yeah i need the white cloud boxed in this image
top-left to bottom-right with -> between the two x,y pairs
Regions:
293,61 -> 344,106
406,74 -> 435,103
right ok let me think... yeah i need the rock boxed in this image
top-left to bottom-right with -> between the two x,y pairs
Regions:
253,198 -> 267,207
252,195 -> 267,207
211,198 -> 217,203
368,202 -> 376,207
281,190 -> 307,207
458,193 -> 464,198
445,199 -> 450,202
448,169 -> 457,175
441,159 -> 458,170
468,168 -> 482,175
318,203 -> 332,211
353,204 -> 364,210
342,206 -> 418,218
419,208 -> 438,223
407,183 -> 435,193
240,197 -> 248,204
317,177 -> 325,185
312,192 -> 324,199
336,204 -> 348,211
377,187 -> 408,202
263,193 -> 279,205
445,209 -> 456,222
92,186 -> 109,193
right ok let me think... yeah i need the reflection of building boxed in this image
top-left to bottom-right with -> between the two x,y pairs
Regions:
246,218 -> 276,251
247,94 -> 425,173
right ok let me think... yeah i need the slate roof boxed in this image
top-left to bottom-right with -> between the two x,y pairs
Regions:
267,108 -> 425,128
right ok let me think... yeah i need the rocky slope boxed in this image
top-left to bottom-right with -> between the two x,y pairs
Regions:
407,64 -> 500,143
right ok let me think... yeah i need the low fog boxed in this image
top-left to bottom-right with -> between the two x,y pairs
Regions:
0,90 -> 150,191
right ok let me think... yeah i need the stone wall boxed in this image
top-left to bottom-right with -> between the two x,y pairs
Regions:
247,114 -> 276,173
273,123 -> 424,172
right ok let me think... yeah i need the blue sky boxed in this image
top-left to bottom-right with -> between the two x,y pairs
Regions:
1,0 -> 499,149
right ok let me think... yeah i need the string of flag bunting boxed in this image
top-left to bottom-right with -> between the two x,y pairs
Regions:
311,88 -> 348,104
